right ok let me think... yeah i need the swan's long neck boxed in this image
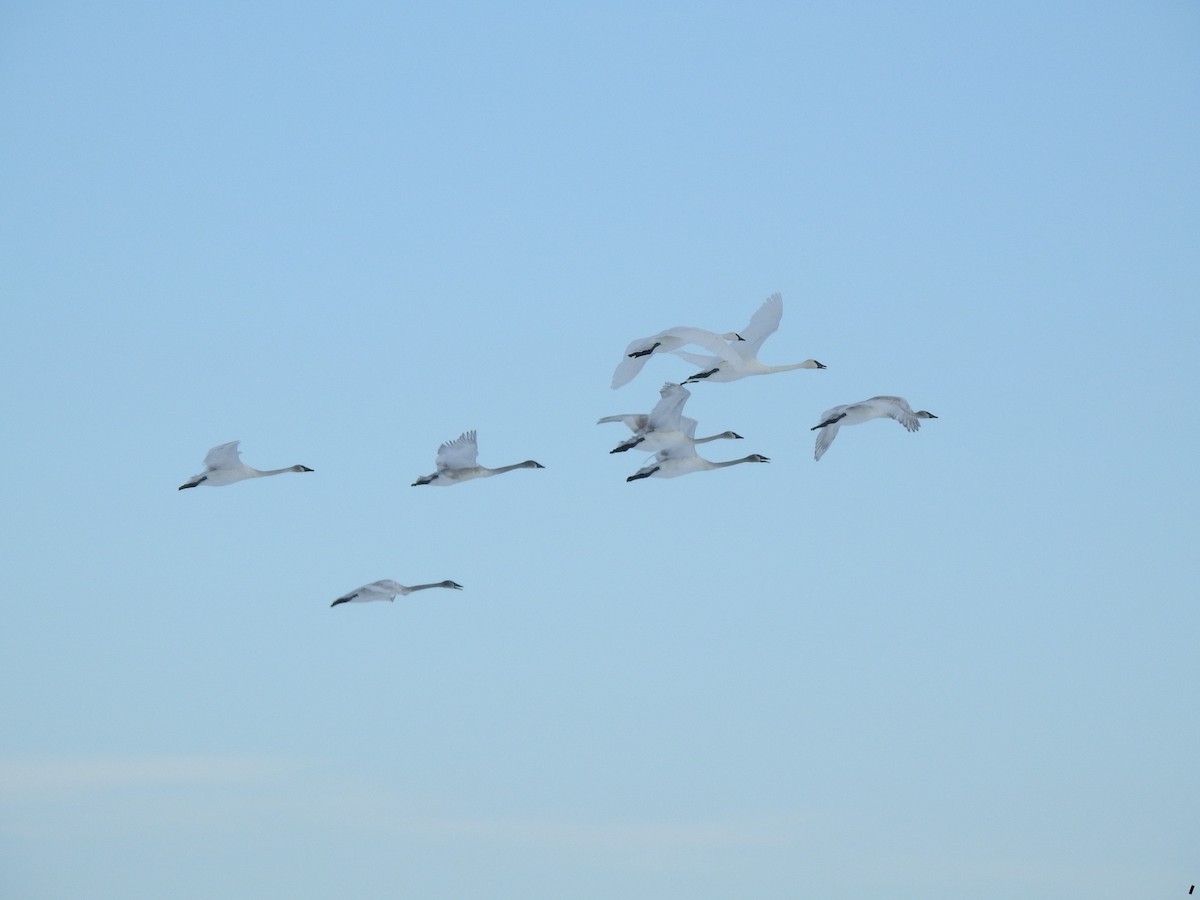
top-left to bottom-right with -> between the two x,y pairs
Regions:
253,464 -> 311,478
404,583 -> 444,593
693,432 -> 737,445
765,360 -> 824,374
708,455 -> 767,470
487,461 -> 542,475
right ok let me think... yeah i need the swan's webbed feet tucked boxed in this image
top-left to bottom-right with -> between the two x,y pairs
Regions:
331,594 -> 356,607
178,476 -> 206,490
610,437 -> 643,453
811,413 -> 847,431
626,467 -> 658,482
411,474 -> 436,486
685,368 -> 719,383
628,341 -> 661,359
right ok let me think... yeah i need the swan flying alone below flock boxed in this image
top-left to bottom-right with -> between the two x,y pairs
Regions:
811,396 -> 937,461
411,430 -> 545,486
331,579 -> 464,606
178,441 -> 313,490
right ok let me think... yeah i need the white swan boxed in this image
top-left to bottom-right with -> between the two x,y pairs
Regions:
626,421 -> 769,480
599,382 -> 742,453
411,430 -> 545,486
675,292 -> 826,384
331,579 -> 463,607
811,396 -> 937,461
611,326 -> 745,389
178,441 -> 313,490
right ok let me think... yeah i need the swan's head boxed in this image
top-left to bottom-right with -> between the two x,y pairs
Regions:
522,460 -> 546,469
916,410 -> 938,419
441,580 -> 464,590
293,465 -> 315,472
724,332 -> 746,342
722,432 -> 744,440
745,454 -> 770,463
804,359 -> 827,369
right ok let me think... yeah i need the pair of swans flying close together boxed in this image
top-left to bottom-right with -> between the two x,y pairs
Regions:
411,430 -> 545,486
178,441 -> 313,490
626,429 -> 770,481
811,396 -> 937,461
599,381 -> 742,454
611,292 -> 825,389
331,579 -> 464,607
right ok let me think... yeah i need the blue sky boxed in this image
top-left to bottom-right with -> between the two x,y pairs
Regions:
1,2 -> 1197,897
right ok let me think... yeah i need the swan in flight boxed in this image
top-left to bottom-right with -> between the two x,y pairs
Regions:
599,382 -> 742,453
675,292 -> 826,384
331,579 -> 463,607
178,441 -> 313,490
811,396 -> 937,461
612,326 -> 745,389
626,421 -> 769,480
411,430 -> 545,486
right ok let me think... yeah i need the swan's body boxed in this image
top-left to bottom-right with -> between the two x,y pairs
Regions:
612,326 -> 745,389
811,396 -> 937,461
675,292 -> 825,384
411,431 -> 545,486
331,579 -> 463,607
599,382 -> 743,453
178,441 -> 313,490
626,422 -> 770,480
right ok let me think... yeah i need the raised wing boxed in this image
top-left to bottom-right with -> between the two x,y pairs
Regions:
436,431 -> 480,470
203,441 -> 242,470
736,292 -> 783,358
645,383 -> 690,431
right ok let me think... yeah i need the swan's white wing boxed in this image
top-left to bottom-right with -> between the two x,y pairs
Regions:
339,580 -> 398,602
597,414 -> 649,432
612,351 -> 653,389
736,292 -> 783,357
646,383 -> 690,431
868,397 -> 920,432
670,348 -> 722,368
436,431 -> 479,470
612,327 -> 745,388
203,441 -> 242,470
814,422 -> 841,461
655,419 -> 700,460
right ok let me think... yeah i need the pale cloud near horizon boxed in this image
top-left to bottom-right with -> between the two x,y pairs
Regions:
0,754 -> 311,794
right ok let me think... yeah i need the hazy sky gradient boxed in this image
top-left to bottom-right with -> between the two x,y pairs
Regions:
2,2 -> 1197,897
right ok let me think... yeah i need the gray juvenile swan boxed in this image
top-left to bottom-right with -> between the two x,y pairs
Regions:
411,431 -> 545,486
599,382 -> 743,453
811,396 -> 937,461
331,579 -> 463,607
178,441 -> 313,490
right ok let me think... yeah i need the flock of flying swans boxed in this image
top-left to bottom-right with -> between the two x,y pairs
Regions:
602,291 -> 936,477
178,291 -> 936,606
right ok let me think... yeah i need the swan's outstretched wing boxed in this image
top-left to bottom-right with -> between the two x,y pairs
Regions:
813,422 -> 841,461
611,328 -> 742,388
597,414 -> 650,432
203,441 -> 242,470
646,383 -> 690,431
736,292 -> 783,358
867,397 -> 921,431
436,431 -> 479,470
